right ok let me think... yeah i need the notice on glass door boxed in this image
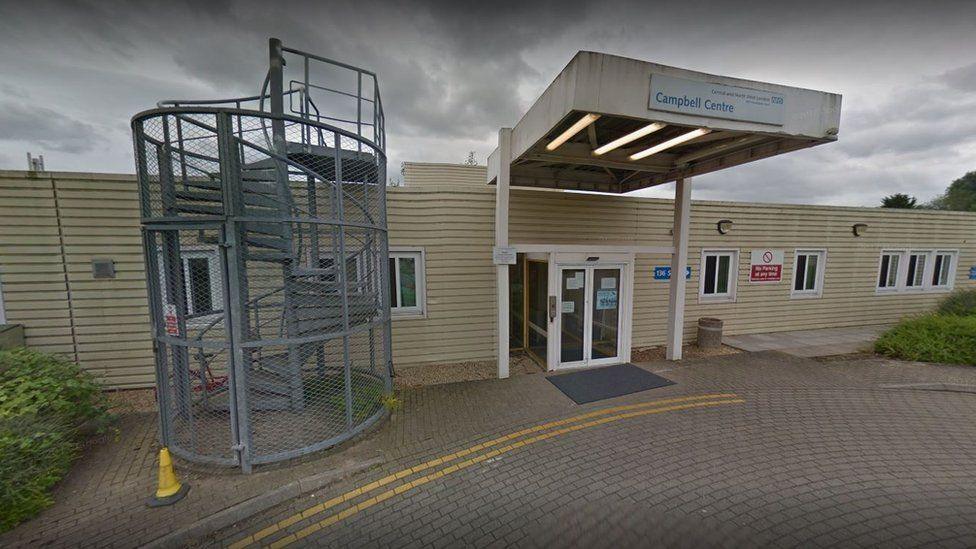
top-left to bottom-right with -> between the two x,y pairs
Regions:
561,301 -> 575,313
566,272 -> 584,290
596,289 -> 618,310
600,277 -> 617,289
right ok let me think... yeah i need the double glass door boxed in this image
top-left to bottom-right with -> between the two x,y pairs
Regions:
558,266 -> 622,368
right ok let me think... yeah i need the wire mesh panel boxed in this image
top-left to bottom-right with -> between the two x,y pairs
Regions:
133,45 -> 390,471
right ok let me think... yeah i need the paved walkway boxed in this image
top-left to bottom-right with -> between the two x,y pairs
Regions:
5,351 -> 976,547
211,352 -> 976,548
723,325 -> 890,357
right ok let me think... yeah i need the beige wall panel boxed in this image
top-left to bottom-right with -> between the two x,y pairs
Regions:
2,167 -> 974,386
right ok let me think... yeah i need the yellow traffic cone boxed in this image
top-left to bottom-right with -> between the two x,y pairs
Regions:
147,447 -> 190,507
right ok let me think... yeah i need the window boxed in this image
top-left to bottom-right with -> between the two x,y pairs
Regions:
931,251 -> 955,288
876,249 -> 957,293
792,249 -> 826,298
905,251 -> 928,289
389,249 -> 426,316
317,255 -> 363,291
877,251 -> 902,290
699,250 -> 737,302
186,257 -> 214,313
157,247 -> 222,321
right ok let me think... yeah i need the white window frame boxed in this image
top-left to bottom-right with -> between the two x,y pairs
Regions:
929,250 -> 958,291
875,248 -> 958,294
791,249 -> 827,299
876,249 -> 905,293
698,249 -> 738,303
389,247 -> 427,319
157,246 -> 223,326
903,250 -> 931,291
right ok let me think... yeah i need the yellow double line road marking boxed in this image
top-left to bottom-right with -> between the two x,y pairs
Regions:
233,393 -> 743,549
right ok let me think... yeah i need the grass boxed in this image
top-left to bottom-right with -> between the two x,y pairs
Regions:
303,372 -> 392,421
875,313 -> 976,366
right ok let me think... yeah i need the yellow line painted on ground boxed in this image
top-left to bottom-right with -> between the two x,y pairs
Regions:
258,397 -> 746,549
229,392 -> 736,549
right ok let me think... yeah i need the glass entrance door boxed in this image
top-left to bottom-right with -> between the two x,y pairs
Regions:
557,265 -> 623,369
590,268 -> 621,362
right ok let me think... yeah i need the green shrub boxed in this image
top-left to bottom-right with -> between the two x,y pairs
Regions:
875,314 -> 976,366
0,349 -> 113,532
938,289 -> 976,317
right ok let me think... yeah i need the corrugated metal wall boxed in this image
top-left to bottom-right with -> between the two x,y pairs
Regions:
0,171 -> 152,387
2,165 -> 974,386
396,163 -> 976,366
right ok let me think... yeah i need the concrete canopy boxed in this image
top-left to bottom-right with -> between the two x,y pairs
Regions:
487,51 -> 842,193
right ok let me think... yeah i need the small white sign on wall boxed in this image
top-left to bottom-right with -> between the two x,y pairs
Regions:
492,246 -> 517,265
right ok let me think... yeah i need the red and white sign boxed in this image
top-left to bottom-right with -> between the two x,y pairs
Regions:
163,303 -> 180,336
749,249 -> 784,283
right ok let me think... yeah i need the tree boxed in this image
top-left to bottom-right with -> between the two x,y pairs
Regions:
881,193 -> 917,209
463,151 -> 477,166
928,171 -> 976,212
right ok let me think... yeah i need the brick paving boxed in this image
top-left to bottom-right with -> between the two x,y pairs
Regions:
211,352 -> 976,548
5,351 -> 976,547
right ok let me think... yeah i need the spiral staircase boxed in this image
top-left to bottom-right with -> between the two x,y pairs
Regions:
133,38 -> 390,471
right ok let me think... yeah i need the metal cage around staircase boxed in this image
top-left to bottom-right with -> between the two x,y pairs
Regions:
132,39 -> 391,471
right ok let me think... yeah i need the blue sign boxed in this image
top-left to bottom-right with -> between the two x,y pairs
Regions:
653,266 -> 692,281
970,266 -> 976,280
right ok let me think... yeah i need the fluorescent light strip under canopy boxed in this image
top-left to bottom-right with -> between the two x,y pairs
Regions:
630,128 -> 711,160
592,122 -> 666,156
546,113 -> 601,151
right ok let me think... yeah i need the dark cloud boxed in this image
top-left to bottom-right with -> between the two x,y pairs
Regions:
0,100 -> 105,153
0,0 -> 974,205
942,63 -> 976,91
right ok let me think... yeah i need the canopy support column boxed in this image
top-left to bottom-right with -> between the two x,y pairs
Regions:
495,128 -> 513,379
666,177 -> 691,360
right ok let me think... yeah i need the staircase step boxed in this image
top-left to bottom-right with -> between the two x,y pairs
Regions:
245,235 -> 291,251
174,203 -> 281,218
182,177 -> 276,195
175,203 -> 223,216
195,233 -> 289,252
246,250 -> 293,263
243,221 -> 287,237
175,189 -> 284,210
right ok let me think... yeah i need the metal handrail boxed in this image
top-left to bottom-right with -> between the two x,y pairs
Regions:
133,106 -> 386,156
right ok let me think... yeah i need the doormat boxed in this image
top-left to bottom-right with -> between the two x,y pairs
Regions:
547,363 -> 675,405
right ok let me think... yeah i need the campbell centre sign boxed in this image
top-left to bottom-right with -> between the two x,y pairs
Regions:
649,74 -> 785,126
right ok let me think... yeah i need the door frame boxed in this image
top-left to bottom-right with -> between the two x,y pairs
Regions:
548,251 -> 634,371
524,255 -> 550,368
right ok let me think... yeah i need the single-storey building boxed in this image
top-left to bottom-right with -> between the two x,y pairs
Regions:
1,163 -> 974,388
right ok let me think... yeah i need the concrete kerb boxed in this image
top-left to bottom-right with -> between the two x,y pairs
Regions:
879,382 -> 976,394
144,456 -> 386,549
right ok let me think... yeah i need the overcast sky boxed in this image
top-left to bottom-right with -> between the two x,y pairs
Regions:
1,0 -> 974,206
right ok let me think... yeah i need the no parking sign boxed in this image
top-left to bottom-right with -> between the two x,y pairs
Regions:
749,249 -> 784,283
